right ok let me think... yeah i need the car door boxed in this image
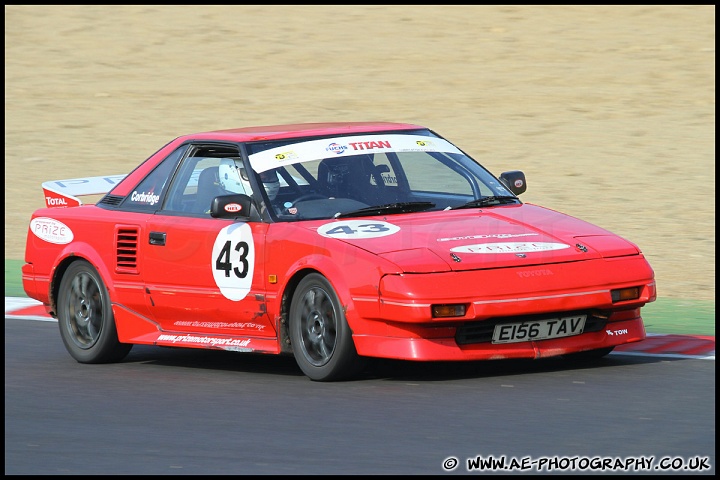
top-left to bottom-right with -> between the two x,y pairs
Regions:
142,215 -> 274,336
141,146 -> 276,338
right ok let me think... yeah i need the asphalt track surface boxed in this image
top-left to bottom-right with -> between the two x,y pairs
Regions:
5,300 -> 715,475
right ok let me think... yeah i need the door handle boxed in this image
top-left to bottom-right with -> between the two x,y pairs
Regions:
149,231 -> 166,246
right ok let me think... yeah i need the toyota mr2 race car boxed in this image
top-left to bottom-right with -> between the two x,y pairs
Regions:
23,122 -> 657,381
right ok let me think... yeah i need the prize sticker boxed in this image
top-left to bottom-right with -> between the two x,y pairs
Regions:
450,242 -> 570,254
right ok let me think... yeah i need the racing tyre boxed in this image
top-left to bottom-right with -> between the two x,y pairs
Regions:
57,260 -> 132,363
565,347 -> 614,361
289,273 -> 366,381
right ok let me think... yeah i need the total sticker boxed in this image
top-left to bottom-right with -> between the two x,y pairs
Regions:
450,242 -> 571,254
212,223 -> 255,301
317,220 -> 400,239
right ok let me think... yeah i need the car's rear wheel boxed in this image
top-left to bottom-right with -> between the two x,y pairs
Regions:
289,273 -> 365,381
57,260 -> 132,363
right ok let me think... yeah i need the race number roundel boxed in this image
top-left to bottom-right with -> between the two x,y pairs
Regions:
317,220 -> 400,239
212,223 -> 255,301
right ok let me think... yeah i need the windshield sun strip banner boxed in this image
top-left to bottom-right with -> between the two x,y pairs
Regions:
247,134 -> 463,173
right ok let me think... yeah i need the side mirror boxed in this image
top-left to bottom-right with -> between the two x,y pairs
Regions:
499,170 -> 527,196
210,194 -> 253,219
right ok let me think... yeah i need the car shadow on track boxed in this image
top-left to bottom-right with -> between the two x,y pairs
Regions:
359,353 -> 675,382
123,345 -> 307,377
120,344 -> 687,382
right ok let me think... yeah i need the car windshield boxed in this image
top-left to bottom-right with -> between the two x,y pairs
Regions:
246,129 -> 518,221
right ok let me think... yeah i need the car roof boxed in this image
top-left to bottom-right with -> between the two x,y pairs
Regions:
105,122 -> 428,198
179,121 -> 426,143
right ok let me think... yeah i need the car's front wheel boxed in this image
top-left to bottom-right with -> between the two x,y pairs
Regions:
288,273 -> 366,381
57,260 -> 132,363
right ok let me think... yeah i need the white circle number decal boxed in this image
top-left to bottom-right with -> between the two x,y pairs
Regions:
317,220 -> 400,239
212,223 -> 255,301
450,242 -> 571,254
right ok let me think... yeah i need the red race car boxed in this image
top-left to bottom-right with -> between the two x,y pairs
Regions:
23,122 -> 656,381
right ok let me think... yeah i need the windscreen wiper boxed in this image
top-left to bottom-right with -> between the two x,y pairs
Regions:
335,202 -> 435,219
449,196 -> 520,210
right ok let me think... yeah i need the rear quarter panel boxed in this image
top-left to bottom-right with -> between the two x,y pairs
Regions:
24,205 -> 152,318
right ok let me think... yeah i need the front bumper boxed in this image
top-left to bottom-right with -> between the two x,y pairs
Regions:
352,316 -> 645,361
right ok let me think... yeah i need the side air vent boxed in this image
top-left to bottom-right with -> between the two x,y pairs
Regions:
116,226 -> 139,274
99,195 -> 124,206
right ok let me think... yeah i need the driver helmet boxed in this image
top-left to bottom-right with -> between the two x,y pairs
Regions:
218,159 -> 251,194
260,169 -> 280,201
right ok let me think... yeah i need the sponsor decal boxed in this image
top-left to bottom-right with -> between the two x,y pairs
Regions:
157,334 -> 252,348
45,196 -> 68,206
173,320 -> 265,331
318,220 -> 400,239
326,142 -> 348,155
274,151 -> 298,161
131,190 -> 160,205
224,203 -> 242,213
437,233 -> 538,242
326,140 -> 392,155
30,217 -> 74,244
379,173 -> 398,186
42,188 -> 81,208
348,140 -> 391,151
606,328 -> 629,336
450,242 -> 571,254
514,179 -> 524,188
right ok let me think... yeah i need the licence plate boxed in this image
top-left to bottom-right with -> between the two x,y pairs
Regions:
492,315 -> 587,344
